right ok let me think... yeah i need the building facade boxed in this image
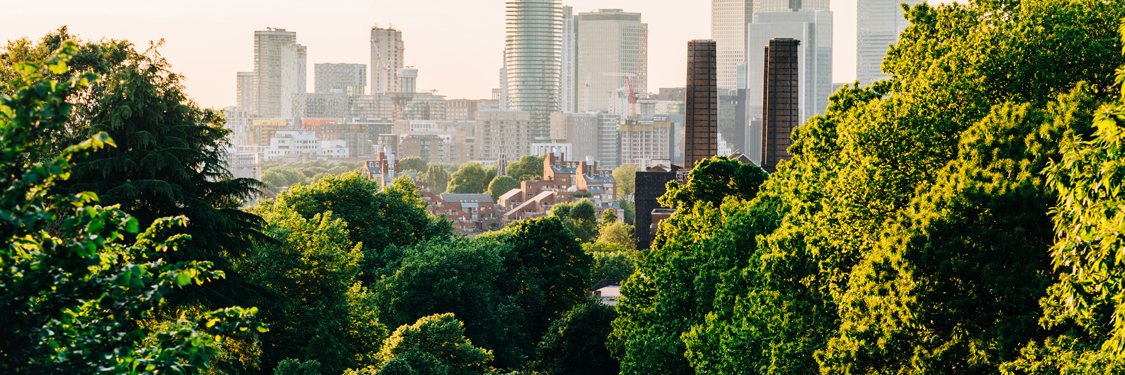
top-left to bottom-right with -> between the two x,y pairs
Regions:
711,0 -> 753,90
549,112 -> 598,161
684,40 -> 718,169
236,72 -> 255,112
560,6 -> 578,114
315,63 -> 366,95
746,10 -> 833,126
596,112 -> 621,169
576,9 -> 647,114
475,109 -> 532,162
279,42 -> 307,119
857,0 -> 924,85
761,38 -> 800,173
254,28 -> 298,117
504,0 -> 562,141
370,26 -> 405,94
619,119 -> 670,167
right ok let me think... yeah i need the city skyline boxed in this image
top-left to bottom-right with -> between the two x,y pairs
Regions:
0,0 -> 955,110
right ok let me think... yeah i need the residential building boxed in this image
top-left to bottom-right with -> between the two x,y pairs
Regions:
549,112 -> 598,160
250,119 -> 288,147
291,92 -> 349,118
314,63 -> 366,96
619,118 -> 670,167
654,114 -> 684,164
265,131 -> 320,160
761,38 -> 800,173
398,68 -> 418,93
279,42 -> 307,119
746,9 -> 833,125
857,0 -> 924,85
362,148 -> 398,187
348,94 -> 396,120
596,112 -> 621,169
447,99 -> 481,121
370,26 -> 405,94
474,109 -> 532,162
320,140 -> 349,158
504,0 -> 562,141
223,147 -> 260,181
576,9 -> 647,114
711,0 -> 753,90
222,106 -> 252,147
236,72 -> 255,113
684,40 -> 718,169
400,134 -> 466,165
530,143 -> 572,158
560,6 -> 578,113
426,193 -> 501,233
253,28 -> 298,117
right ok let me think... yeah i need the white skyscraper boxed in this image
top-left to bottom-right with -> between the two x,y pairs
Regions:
253,28 -> 297,117
504,0 -> 562,141
746,9 -> 833,123
370,26 -> 404,94
236,72 -> 255,112
559,6 -> 578,114
857,0 -> 924,85
279,43 -> 307,119
576,9 -> 647,115
711,0 -> 753,90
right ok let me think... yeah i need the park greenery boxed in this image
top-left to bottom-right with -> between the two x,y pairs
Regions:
5,0 -> 1125,374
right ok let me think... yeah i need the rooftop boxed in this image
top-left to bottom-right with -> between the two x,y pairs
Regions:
440,193 -> 494,204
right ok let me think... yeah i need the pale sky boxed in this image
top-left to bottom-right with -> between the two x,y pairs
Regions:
0,0 -> 948,110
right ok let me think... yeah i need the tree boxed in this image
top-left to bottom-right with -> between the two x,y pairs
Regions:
531,300 -> 620,375
549,200 -> 598,243
618,199 -> 635,225
484,217 -> 593,353
505,154 -> 546,181
0,41 -> 261,373
601,208 -> 618,224
375,238 -> 525,368
364,314 -> 494,375
399,157 -> 428,173
264,173 -> 452,278
2,33 -> 275,310
588,252 -> 636,286
448,162 -> 490,194
488,175 -> 520,202
240,205 -> 388,373
611,164 -> 639,198
424,164 -> 451,194
596,222 -> 636,252
274,359 -> 323,375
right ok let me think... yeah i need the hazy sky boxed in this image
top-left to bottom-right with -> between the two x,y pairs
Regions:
0,0 -> 947,110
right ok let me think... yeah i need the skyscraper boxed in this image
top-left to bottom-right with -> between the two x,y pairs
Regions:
857,0 -> 923,85
576,9 -> 647,115
711,0 -> 753,90
753,0 -> 829,12
745,9 -> 833,123
236,72 -> 255,111
504,0 -> 562,141
314,63 -> 366,96
254,28 -> 297,117
560,6 -> 578,114
685,40 -> 718,169
279,43 -> 307,119
370,26 -> 404,94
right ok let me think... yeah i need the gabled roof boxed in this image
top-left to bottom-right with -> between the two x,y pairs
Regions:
583,174 -> 616,183
504,191 -> 556,217
498,188 -> 523,201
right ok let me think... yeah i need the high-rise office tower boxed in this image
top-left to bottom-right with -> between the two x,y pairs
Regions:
761,38 -> 799,173
236,72 -> 255,111
314,63 -> 366,96
711,0 -> 753,90
576,9 -> 647,115
559,6 -> 578,113
745,9 -> 832,123
370,26 -> 404,94
596,112 -> 621,169
254,28 -> 297,117
504,0 -> 562,141
857,0 -> 923,85
753,0 -> 829,12
685,40 -> 718,169
279,43 -> 307,119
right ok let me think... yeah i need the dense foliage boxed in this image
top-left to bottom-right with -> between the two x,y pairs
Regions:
504,154 -> 546,181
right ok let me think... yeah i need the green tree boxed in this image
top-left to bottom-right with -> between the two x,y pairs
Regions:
0,41 -> 261,373
588,252 -> 636,286
375,238 -> 526,368
265,173 -> 452,278
399,157 -> 428,173
601,208 -> 618,224
596,222 -> 635,252
274,359 -> 323,375
488,175 -> 520,202
531,300 -> 620,375
448,162 -> 490,194
424,164 -> 451,194
241,205 -> 388,373
611,164 -> 639,198
484,217 -> 593,352
505,154 -> 546,181
360,313 -> 494,375
618,199 -> 635,225
549,200 -> 598,243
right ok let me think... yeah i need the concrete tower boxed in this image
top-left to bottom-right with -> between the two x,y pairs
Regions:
576,9 -> 647,115
370,26 -> 404,94
236,72 -> 255,112
857,0 -> 924,85
253,28 -> 297,117
685,40 -> 718,169
761,38 -> 799,173
505,0 -> 562,141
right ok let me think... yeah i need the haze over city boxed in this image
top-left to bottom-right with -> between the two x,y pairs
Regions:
0,0 -> 949,109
